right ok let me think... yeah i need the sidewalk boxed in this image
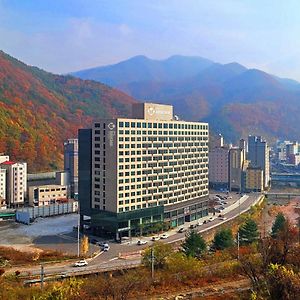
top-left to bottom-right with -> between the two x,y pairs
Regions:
129,193 -> 263,245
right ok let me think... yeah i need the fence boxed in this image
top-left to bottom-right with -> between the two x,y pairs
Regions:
16,202 -> 78,224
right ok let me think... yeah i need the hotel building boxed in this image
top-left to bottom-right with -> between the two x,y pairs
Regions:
79,103 -> 209,239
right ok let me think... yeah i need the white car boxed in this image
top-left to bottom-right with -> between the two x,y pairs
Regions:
101,244 -> 110,252
137,240 -> 147,245
219,217 -> 227,221
208,217 -> 215,222
74,260 -> 88,267
151,236 -> 160,241
160,234 -> 169,239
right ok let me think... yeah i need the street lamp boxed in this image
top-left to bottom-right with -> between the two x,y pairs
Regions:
77,202 -> 80,258
237,195 -> 241,260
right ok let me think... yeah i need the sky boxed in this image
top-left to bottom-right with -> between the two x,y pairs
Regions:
1,0 -> 300,80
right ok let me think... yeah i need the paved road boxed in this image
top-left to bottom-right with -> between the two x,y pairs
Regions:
13,193 -> 262,279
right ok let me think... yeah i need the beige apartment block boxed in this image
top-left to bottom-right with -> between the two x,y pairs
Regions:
80,103 -> 209,238
209,147 -> 229,189
246,167 -> 264,192
28,184 -> 68,206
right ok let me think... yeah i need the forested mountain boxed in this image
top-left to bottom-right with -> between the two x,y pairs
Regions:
72,55 -> 300,143
0,51 -> 135,171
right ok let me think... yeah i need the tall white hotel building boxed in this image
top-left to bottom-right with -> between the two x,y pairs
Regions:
79,103 -> 209,239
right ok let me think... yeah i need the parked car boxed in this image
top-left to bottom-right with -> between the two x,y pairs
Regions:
160,234 -> 169,239
208,217 -> 215,222
189,224 -> 197,229
96,241 -> 108,247
74,260 -> 88,267
197,221 -> 203,226
178,227 -> 186,233
100,243 -> 110,251
137,240 -> 147,245
151,236 -> 160,241
91,239 -> 99,245
103,245 -> 110,252
219,217 -> 227,221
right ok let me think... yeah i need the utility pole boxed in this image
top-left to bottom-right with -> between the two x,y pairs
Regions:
151,247 -> 155,280
298,217 -> 300,246
237,196 -> 241,260
40,264 -> 44,289
77,202 -> 80,258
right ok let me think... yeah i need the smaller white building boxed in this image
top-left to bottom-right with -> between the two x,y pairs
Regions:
0,161 -> 27,208
0,168 -> 6,201
0,155 -> 9,164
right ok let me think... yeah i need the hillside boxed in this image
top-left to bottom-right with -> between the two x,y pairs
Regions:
0,51 -> 135,172
72,55 -> 300,143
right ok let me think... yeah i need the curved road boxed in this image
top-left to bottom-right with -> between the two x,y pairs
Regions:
15,193 -> 262,278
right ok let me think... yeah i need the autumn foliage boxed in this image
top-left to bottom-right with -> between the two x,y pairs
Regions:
0,51 -> 135,172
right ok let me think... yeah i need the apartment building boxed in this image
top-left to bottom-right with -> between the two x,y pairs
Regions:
229,147 -> 245,191
248,135 -> 270,189
209,146 -> 229,189
245,167 -> 264,192
28,184 -> 68,206
79,103 -> 209,239
0,155 -> 9,164
64,138 -> 78,197
0,168 -> 6,200
0,161 -> 27,207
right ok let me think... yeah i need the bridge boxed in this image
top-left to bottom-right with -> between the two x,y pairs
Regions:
265,192 -> 300,200
271,173 -> 300,183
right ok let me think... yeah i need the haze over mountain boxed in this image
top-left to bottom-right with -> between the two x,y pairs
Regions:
72,55 -> 300,143
0,50 -> 135,172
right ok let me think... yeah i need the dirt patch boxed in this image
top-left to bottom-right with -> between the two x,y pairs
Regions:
258,198 -> 300,236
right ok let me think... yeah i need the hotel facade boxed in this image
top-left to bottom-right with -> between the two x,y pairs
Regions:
79,103 -> 209,239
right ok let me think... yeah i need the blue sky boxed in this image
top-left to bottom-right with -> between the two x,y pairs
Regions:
1,0 -> 300,80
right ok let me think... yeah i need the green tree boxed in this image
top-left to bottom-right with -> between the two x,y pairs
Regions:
181,230 -> 206,258
271,213 -> 286,238
238,219 -> 259,245
142,242 -> 173,269
212,228 -> 234,250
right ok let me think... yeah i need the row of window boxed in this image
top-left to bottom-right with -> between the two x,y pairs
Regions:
118,121 -> 208,130
118,130 -> 207,137
118,157 -> 208,165
116,190 -> 209,212
39,188 -> 66,192
118,143 -> 208,149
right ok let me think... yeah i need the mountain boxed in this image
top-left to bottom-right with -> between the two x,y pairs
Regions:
71,55 -> 214,86
72,55 -> 300,143
0,51 -> 135,172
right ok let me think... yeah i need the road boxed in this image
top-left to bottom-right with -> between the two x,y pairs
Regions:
12,193 -> 263,279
